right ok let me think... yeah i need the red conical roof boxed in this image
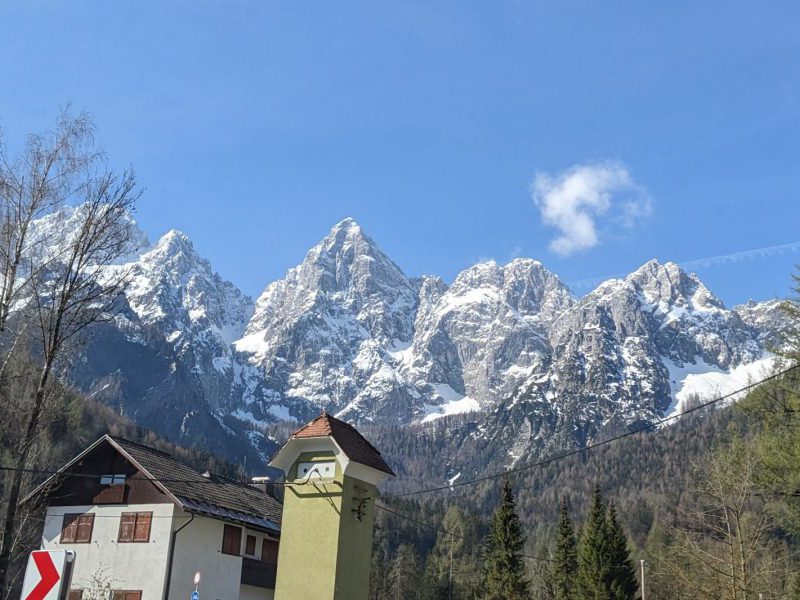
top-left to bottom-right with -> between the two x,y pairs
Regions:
292,412 -> 395,476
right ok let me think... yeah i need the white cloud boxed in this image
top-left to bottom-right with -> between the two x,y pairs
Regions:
532,161 -> 651,256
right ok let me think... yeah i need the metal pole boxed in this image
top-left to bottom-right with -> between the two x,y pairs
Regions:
640,559 -> 646,600
448,534 -> 454,600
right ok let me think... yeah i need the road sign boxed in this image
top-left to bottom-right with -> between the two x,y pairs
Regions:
20,550 -> 71,600
191,591 -> 199,600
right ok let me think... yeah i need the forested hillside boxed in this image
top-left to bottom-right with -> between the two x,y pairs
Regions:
366,364 -> 800,598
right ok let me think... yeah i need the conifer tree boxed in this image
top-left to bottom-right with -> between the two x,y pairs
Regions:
388,544 -> 422,600
424,506 -> 482,600
605,502 -> 638,600
483,479 -> 531,600
553,499 -> 579,600
577,486 -> 611,600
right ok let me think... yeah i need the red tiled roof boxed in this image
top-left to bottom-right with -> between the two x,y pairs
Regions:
292,413 -> 395,476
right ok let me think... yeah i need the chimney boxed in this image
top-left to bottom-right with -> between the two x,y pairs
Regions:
250,476 -> 275,498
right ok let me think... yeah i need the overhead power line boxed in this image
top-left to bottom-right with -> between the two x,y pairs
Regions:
375,502 -> 556,564
375,502 -> 638,571
0,465 -> 306,487
3,365 -> 796,496
381,363 -> 800,500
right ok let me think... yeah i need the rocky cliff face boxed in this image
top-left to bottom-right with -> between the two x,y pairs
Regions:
36,208 -> 784,465
480,260 -> 767,466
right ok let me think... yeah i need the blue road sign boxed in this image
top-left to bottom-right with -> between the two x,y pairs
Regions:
191,591 -> 199,600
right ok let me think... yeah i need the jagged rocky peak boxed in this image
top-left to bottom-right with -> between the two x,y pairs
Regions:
27,202 -> 150,262
735,298 -> 790,347
148,228 -> 194,257
627,259 -> 725,312
447,258 -> 573,315
125,228 -> 253,345
246,218 -> 416,345
310,217 -> 414,304
400,258 -> 572,408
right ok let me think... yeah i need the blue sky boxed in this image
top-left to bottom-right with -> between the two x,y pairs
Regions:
1,1 -> 799,304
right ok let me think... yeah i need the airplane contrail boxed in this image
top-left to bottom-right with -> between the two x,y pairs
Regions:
568,240 -> 800,291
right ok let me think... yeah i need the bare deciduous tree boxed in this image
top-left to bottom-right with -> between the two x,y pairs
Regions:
658,438 -> 790,600
0,109 -> 141,596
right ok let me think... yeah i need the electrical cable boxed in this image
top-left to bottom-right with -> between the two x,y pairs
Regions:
381,363 -> 800,500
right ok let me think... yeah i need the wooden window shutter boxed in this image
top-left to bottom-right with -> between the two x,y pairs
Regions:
133,513 -> 152,542
67,590 -> 83,600
76,515 -> 94,543
112,591 -> 141,600
126,592 -> 142,600
118,513 -> 136,542
245,535 -> 256,556
261,539 -> 278,565
61,514 -> 80,543
221,524 -> 241,555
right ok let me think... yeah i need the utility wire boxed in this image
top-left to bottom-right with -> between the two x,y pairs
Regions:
4,365 -> 796,494
375,502 -> 556,564
382,363 -> 800,500
375,502 -> 637,570
0,465 -> 312,487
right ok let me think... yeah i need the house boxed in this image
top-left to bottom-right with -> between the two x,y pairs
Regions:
25,413 -> 396,600
24,435 -> 282,600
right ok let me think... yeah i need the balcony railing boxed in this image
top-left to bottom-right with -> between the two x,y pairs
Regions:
240,557 -> 277,590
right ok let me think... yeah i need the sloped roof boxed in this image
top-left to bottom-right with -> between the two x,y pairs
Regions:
291,413 -> 395,476
24,435 -> 281,534
111,437 -> 282,532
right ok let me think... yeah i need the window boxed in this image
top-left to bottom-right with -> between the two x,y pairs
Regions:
61,514 -> 94,544
68,590 -> 83,600
112,591 -> 141,600
245,535 -> 256,557
118,512 -> 152,543
261,539 -> 278,565
221,524 -> 242,556
100,474 -> 126,485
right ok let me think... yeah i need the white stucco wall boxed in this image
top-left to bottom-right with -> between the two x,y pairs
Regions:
42,504 -> 177,600
42,506 -> 275,600
168,513 -> 274,600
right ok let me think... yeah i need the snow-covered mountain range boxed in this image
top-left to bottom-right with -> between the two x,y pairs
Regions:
59,213 -> 787,464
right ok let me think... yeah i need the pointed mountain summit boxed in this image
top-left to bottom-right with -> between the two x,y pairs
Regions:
626,259 -> 725,313
245,218 -> 416,346
235,219 -> 421,423
400,258 -> 574,410
125,229 -> 253,345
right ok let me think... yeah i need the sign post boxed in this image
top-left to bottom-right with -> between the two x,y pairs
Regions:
20,550 -> 74,600
191,571 -> 201,600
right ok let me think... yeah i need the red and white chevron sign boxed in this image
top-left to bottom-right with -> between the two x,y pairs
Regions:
20,550 -> 71,600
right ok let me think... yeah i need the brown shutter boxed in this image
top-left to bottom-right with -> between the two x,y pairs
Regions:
261,539 -> 278,565
76,514 -> 94,543
245,535 -> 256,556
133,513 -> 152,542
118,513 -> 136,542
67,590 -> 83,600
126,592 -> 142,600
61,514 -> 79,543
221,524 -> 241,555
112,591 -> 141,600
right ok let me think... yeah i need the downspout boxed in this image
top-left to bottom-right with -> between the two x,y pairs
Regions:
163,512 -> 195,600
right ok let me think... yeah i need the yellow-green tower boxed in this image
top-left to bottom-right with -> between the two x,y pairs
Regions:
270,412 -> 395,600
